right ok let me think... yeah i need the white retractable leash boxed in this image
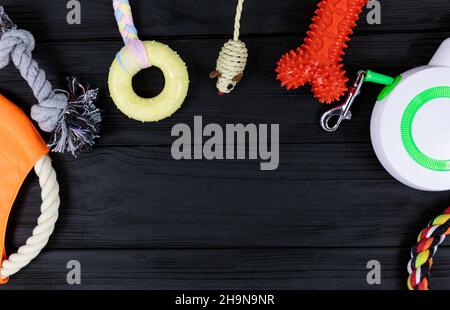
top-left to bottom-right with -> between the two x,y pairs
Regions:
321,39 -> 450,191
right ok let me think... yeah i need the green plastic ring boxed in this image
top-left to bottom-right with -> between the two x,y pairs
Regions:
401,86 -> 450,171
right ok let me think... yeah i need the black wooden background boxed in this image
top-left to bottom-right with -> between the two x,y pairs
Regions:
1,0 -> 450,290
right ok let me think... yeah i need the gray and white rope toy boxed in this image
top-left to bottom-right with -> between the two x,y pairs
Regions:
210,0 -> 248,95
0,7 -> 101,156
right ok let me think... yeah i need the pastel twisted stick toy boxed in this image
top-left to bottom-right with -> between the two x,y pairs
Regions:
210,0 -> 248,95
109,0 -> 189,122
407,207 -> 450,290
113,0 -> 150,71
0,7 -> 101,156
276,0 -> 368,103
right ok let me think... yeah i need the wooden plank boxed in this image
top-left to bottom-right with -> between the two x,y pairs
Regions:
1,0 -> 448,40
0,247 -> 437,290
0,33 -> 447,148
1,32 -> 446,250
1,0 -> 450,290
8,145 -> 449,249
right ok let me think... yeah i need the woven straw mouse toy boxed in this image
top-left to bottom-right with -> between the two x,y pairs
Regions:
210,0 -> 248,95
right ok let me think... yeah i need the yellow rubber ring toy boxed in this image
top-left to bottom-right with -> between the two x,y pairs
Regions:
109,41 -> 189,122
109,0 -> 189,122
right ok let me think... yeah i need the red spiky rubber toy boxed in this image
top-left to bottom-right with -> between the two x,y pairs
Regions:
276,0 -> 368,104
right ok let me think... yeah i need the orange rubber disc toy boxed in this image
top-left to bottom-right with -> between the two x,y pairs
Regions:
276,0 -> 368,103
0,94 -> 60,283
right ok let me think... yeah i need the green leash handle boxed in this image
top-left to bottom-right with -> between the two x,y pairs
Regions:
365,70 -> 395,85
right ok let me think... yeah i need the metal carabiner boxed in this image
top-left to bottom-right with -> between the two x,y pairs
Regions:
320,70 -> 366,132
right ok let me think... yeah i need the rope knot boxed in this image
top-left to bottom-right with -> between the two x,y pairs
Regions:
0,28 -> 68,133
0,6 -> 101,156
0,29 -> 35,69
30,92 -> 68,132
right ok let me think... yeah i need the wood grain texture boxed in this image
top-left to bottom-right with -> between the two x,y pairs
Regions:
2,0 -> 450,40
1,33 -> 446,147
8,146 -> 450,250
5,247 -> 450,290
0,0 -> 449,290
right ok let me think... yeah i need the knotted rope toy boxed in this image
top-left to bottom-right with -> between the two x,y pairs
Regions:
0,7 -> 101,156
109,0 -> 189,122
210,0 -> 248,95
0,94 -> 60,283
276,0 -> 368,103
407,207 -> 450,290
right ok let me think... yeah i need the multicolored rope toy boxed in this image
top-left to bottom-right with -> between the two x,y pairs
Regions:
407,207 -> 450,290
109,0 -> 189,122
276,0 -> 368,103
210,0 -> 248,95
0,7 -> 101,156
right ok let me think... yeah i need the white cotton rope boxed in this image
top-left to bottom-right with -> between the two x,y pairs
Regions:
211,0 -> 248,94
0,155 -> 60,279
233,0 -> 244,41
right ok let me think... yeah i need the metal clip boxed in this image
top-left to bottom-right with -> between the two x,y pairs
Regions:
320,70 -> 366,132
0,6 -> 16,36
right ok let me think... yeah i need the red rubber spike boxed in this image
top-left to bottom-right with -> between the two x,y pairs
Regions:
276,0 -> 368,104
